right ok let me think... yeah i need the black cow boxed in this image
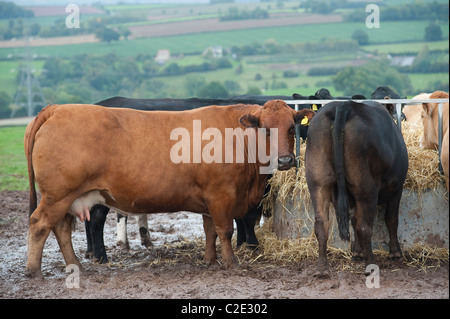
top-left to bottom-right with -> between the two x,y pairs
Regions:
85,94 -> 317,263
305,100 -> 408,277
370,86 -> 406,121
311,88 -> 367,100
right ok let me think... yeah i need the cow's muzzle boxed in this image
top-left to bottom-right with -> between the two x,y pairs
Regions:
277,155 -> 295,170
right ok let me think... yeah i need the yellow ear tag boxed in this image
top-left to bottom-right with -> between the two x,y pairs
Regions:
301,116 -> 309,126
312,104 -> 318,111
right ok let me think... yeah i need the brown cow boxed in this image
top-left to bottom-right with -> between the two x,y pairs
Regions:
24,100 -> 314,278
305,100 -> 408,277
402,93 -> 431,127
420,91 -> 449,191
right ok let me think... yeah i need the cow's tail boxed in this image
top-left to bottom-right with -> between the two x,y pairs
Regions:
333,102 -> 351,241
26,105 -> 56,217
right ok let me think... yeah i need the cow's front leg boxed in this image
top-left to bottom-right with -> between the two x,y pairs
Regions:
215,219 -> 237,268
136,215 -> 152,248
85,205 -> 109,263
116,213 -> 130,249
202,215 -> 217,266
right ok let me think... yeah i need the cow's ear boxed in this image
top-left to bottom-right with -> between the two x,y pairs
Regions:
294,109 -> 315,125
384,96 -> 394,115
239,114 -> 259,128
422,103 -> 432,115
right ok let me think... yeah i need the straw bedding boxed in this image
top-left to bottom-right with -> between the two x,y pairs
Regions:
257,120 -> 448,269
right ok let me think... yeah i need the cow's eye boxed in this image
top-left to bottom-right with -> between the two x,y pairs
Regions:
288,126 -> 295,134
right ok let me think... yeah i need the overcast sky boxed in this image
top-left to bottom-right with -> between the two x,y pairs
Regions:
3,0 -> 213,6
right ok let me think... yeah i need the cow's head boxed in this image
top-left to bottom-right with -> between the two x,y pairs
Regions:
239,100 -> 315,171
420,90 -> 449,149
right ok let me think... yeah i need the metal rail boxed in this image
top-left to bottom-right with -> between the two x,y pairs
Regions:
285,98 -> 449,170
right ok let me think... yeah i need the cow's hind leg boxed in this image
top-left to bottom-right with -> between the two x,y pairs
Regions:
384,189 -> 402,260
53,214 -> 81,269
235,219 -> 246,248
242,206 -> 259,250
351,216 -> 364,261
353,199 -> 377,270
26,200 -> 70,278
310,186 -> 332,278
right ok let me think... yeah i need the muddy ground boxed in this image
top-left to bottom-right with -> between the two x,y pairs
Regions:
0,191 -> 448,300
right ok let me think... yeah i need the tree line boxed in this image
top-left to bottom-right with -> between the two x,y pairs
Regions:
344,1 -> 449,22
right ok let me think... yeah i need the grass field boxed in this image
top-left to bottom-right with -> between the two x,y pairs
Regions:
1,21 -> 446,59
0,126 -> 27,191
364,40 -> 450,54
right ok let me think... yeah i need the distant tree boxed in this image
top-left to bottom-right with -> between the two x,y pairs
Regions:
246,86 -> 262,95
163,63 -> 182,76
184,75 -> 206,96
0,2 -> 34,19
95,27 -> 120,43
424,23 -> 442,41
197,81 -> 229,99
120,27 -> 131,40
332,61 -> 412,97
234,64 -> 243,75
352,29 -> 369,45
0,90 -> 12,118
224,80 -> 241,95
27,22 -> 41,36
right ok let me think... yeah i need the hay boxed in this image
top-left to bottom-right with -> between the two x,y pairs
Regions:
234,217 -> 448,271
262,139 -> 310,217
401,121 -> 444,195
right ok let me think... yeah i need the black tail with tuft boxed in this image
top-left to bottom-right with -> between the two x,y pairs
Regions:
333,102 -> 351,241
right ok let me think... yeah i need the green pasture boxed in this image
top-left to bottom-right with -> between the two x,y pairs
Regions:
1,20 -> 446,59
364,40 -> 449,54
0,126 -> 27,191
0,60 -> 45,99
409,73 -> 449,94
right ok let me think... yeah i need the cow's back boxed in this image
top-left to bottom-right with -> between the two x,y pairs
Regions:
31,103 -> 263,216
307,101 -> 408,203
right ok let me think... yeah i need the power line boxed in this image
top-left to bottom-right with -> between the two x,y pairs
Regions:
11,37 -> 46,118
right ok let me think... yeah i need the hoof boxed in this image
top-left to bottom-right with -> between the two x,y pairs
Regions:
389,252 -> 402,260
25,268 -> 44,279
351,252 -> 364,262
93,256 -> 109,264
116,241 -> 130,250
313,267 -> 330,279
141,238 -> 153,248
204,255 -> 217,267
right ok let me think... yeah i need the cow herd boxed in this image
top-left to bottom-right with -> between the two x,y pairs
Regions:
23,87 -> 448,279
